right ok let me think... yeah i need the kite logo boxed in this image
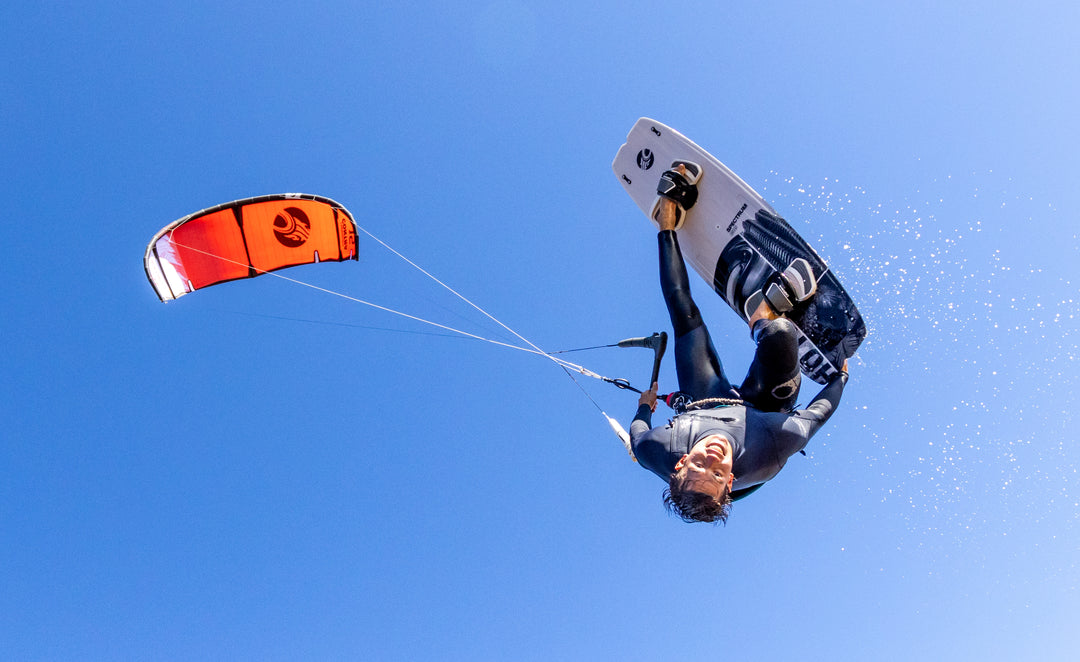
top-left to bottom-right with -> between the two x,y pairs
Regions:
273,207 -> 311,248
636,149 -> 654,171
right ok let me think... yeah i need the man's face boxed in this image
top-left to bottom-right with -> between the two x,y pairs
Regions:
674,434 -> 735,499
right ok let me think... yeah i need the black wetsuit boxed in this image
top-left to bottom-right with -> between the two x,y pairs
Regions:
629,231 -> 847,497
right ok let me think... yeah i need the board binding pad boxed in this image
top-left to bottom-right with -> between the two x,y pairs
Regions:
612,118 -> 866,384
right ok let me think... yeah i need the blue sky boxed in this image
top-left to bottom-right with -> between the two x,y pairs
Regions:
2,1 -> 1078,659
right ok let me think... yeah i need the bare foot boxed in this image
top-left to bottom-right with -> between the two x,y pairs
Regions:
657,164 -> 687,232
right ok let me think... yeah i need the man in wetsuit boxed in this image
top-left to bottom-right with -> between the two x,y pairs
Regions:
630,163 -> 850,524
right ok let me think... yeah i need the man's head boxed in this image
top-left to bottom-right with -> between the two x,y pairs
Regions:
663,434 -> 735,524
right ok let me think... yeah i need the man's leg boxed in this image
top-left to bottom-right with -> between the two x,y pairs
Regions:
739,300 -> 802,411
656,186 -> 737,402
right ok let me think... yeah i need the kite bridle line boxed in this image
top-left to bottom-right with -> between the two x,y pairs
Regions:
348,221 -> 664,415
349,223 -> 667,396
166,234 -> 646,451
348,219 -> 653,455
166,232 -> 661,426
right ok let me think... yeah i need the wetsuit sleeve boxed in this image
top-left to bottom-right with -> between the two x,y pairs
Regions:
629,405 -> 680,481
774,371 -> 848,458
800,371 -> 848,428
629,404 -> 654,445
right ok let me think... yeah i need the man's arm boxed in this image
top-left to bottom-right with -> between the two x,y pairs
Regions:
772,363 -> 850,459
629,382 -> 659,442
798,367 -> 849,430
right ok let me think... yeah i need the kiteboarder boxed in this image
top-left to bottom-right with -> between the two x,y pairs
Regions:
630,163 -> 850,524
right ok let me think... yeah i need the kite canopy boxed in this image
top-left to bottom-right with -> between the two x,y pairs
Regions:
144,194 -> 359,301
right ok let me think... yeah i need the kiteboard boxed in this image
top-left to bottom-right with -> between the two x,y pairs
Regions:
612,118 -> 866,384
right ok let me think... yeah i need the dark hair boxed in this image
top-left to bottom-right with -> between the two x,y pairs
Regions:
663,470 -> 733,524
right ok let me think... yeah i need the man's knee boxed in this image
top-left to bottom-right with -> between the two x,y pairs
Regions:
753,317 -> 799,345
770,374 -> 800,401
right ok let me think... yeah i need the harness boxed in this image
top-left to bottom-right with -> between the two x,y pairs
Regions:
685,397 -> 747,412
